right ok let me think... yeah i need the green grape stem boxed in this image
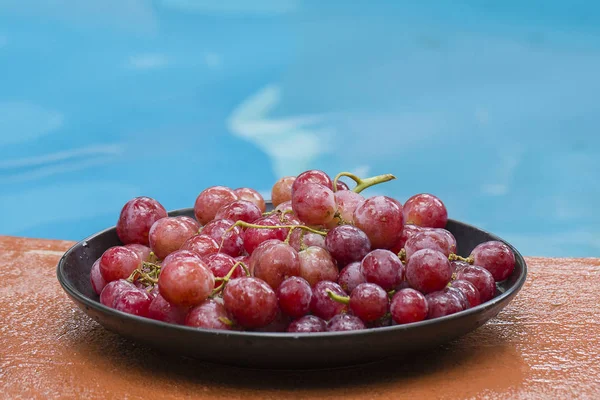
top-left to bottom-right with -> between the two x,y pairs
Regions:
448,253 -> 474,264
333,172 -> 396,194
326,289 -> 350,305
210,261 -> 249,296
228,220 -> 327,237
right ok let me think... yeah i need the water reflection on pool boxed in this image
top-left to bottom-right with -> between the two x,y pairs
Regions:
0,1 -> 598,256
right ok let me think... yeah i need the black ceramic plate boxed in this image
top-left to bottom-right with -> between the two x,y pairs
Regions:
57,207 -> 527,370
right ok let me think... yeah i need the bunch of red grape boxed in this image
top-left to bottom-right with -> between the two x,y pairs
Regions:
90,170 -> 516,333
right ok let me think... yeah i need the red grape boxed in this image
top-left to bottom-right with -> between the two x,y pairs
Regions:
274,200 -> 293,213
451,279 -> 481,308
162,249 -> 203,266
223,277 -> 278,328
205,253 -> 245,281
248,239 -> 282,275
405,248 -> 452,294
425,289 -> 465,319
112,287 -> 152,316
353,196 -> 403,249
200,219 -> 245,257
180,234 -> 220,259
90,258 -> 107,295
454,265 -> 496,302
287,315 -> 327,333
298,246 -> 339,287
175,216 -> 200,232
194,186 -> 239,225
185,299 -> 232,330
335,180 -> 350,191
360,249 -> 403,291
436,229 -> 457,254
125,243 -> 152,262
325,225 -> 371,266
445,286 -> 469,309
292,183 -> 337,226
149,217 -> 197,259
116,197 -> 167,245
327,314 -> 366,332
288,229 -> 326,252
349,283 -> 388,322
470,241 -> 516,282
390,288 -> 428,324
310,281 -> 347,320
403,193 -> 448,228
253,242 -> 301,290
334,190 -> 364,223
99,279 -> 135,307
405,230 -> 452,259
234,187 -> 266,213
158,258 -> 214,307
390,224 -> 424,254
243,216 -> 288,254
147,292 -> 189,324
338,261 -> 367,294
277,276 -> 312,319
215,200 -> 262,224
99,246 -> 141,282
271,176 -> 296,207
291,169 -> 333,193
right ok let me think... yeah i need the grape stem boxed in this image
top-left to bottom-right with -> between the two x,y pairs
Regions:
228,220 -> 327,237
126,261 -> 161,286
398,248 -> 406,263
333,172 -> 396,194
326,289 -> 350,305
448,253 -> 474,264
218,316 -> 234,327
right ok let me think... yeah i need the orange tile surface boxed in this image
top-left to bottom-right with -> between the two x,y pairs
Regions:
1,235 -> 599,399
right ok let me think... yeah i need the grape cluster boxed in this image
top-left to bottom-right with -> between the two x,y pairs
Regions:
92,170 -> 516,333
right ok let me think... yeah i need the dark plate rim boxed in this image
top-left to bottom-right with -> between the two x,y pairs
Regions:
56,208 -> 527,339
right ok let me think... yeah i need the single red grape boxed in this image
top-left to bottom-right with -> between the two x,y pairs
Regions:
298,246 -> 339,287
205,253 -> 245,281
158,258 -> 215,307
180,234 -> 220,259
112,287 -> 152,317
327,314 -> 366,332
253,242 -> 301,290
116,196 -> 167,245
288,229 -> 326,252
200,218 -> 245,257
194,186 -> 239,225
353,196 -> 403,249
325,225 -> 371,266
451,279 -> 481,308
287,315 -> 327,333
470,241 -> 516,282
175,216 -> 200,232
310,281 -> 347,320
274,200 -> 293,213
124,243 -> 152,262
223,277 -> 278,328
215,200 -> 262,224
271,176 -> 296,207
349,283 -> 389,322
405,248 -> 452,294
390,288 -> 428,324
403,193 -> 448,228
405,230 -> 451,259
234,187 -> 266,213
99,246 -> 141,282
162,249 -> 203,266
90,258 -> 107,295
450,260 -> 470,273
390,224 -> 424,254
243,215 -> 288,254
147,292 -> 189,324
292,182 -> 337,226
360,249 -> 404,291
454,265 -> 496,302
435,228 -> 457,254
338,261 -> 367,294
99,279 -> 135,307
425,289 -> 465,319
149,217 -> 197,260
291,169 -> 333,193
334,190 -> 364,223
445,286 -> 469,309
185,299 -> 232,330
335,180 -> 350,191
277,276 -> 312,319
248,239 -> 282,275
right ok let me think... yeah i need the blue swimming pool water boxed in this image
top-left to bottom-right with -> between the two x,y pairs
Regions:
1,1 -> 599,257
